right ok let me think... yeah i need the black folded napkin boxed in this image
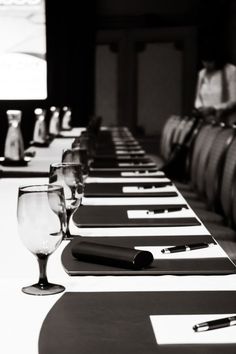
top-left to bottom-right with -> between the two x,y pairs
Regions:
71,241 -> 154,269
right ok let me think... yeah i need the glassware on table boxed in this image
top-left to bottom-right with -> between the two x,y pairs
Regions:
49,162 -> 84,239
17,184 -> 67,295
32,108 -> 47,145
48,106 -> 60,137
4,109 -> 24,161
62,147 -> 89,179
61,106 -> 72,131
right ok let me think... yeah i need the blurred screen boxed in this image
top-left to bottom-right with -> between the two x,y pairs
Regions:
0,0 -> 47,99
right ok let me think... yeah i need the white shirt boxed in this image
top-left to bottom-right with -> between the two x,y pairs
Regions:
195,63 -> 236,110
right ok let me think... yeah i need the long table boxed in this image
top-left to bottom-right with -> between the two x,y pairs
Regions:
1,128 -> 236,353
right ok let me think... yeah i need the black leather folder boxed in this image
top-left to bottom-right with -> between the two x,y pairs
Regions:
93,156 -> 149,163
90,165 -> 159,172
88,169 -> 166,177
90,160 -> 157,168
72,205 -> 200,227
84,182 -> 175,197
94,150 -> 145,157
39,290 -> 236,354
61,235 -> 236,276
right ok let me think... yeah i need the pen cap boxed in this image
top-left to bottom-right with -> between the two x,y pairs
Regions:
71,241 -> 154,270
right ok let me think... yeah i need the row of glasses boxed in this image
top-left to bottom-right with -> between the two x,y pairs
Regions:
17,139 -> 87,295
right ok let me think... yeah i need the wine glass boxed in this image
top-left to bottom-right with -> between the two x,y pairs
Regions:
62,147 -> 89,180
49,162 -> 84,239
17,184 -> 67,295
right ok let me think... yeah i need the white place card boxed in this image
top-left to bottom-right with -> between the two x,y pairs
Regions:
116,150 -> 145,154
134,244 -> 227,259
121,171 -> 165,177
122,185 -> 176,193
118,162 -> 154,167
85,177 -> 170,184
82,195 -> 186,206
150,314 -> 236,344
127,208 -> 193,219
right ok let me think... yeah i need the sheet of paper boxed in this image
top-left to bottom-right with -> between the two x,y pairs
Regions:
116,150 -> 145,154
127,208 -> 193,219
122,185 -> 176,193
150,314 -> 236,344
118,162 -> 154,167
82,195 -> 185,205
121,171 -> 165,177
134,244 -> 227,259
85,177 -> 170,184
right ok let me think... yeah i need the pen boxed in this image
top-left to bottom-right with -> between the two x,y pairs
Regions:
139,182 -> 172,189
161,242 -> 215,254
193,315 -> 236,332
147,206 -> 188,214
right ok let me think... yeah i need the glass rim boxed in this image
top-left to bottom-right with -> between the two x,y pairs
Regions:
18,184 -> 64,193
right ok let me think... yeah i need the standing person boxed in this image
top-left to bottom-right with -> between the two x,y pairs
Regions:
194,45 -> 236,123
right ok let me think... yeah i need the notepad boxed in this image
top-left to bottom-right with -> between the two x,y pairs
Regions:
134,244 -> 227,259
127,208 -> 193,219
122,185 -> 176,193
150,314 -> 236,344
118,162 -> 155,167
121,171 -> 165,177
85,177 -> 171,184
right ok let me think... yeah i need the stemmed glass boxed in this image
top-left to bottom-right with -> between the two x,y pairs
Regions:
49,162 -> 84,239
17,184 -> 67,295
62,147 -> 89,180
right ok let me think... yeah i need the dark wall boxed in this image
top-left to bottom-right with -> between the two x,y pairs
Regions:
46,0 -> 96,127
96,0 -> 230,67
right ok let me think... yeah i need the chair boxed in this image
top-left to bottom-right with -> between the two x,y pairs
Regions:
195,124 -> 222,197
189,123 -> 216,189
205,126 -> 235,212
160,115 -> 180,160
220,136 -> 236,225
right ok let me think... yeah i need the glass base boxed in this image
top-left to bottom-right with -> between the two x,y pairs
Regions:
22,282 -> 65,296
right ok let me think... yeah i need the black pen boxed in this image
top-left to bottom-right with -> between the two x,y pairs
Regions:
193,315 -> 236,332
147,206 -> 188,214
139,183 -> 172,189
161,242 -> 215,254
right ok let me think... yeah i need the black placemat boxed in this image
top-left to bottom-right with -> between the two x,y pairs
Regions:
88,170 -> 166,177
90,165 -> 159,172
91,160 -> 157,168
84,182 -> 174,197
61,235 -> 236,275
72,205 -> 199,227
39,291 -> 236,354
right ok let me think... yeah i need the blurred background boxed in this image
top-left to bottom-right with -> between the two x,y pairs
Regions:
0,0 -> 234,154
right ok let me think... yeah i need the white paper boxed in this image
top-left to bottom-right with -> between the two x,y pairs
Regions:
134,244 -> 227,259
85,177 -> 170,184
150,314 -> 236,344
121,171 -> 165,177
82,195 -> 185,205
116,150 -> 145,154
127,208 -> 193,219
118,162 -> 154,167
122,185 -> 176,193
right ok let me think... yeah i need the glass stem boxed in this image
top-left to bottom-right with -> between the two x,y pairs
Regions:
37,253 -> 49,287
70,187 -> 76,200
66,208 -> 73,239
